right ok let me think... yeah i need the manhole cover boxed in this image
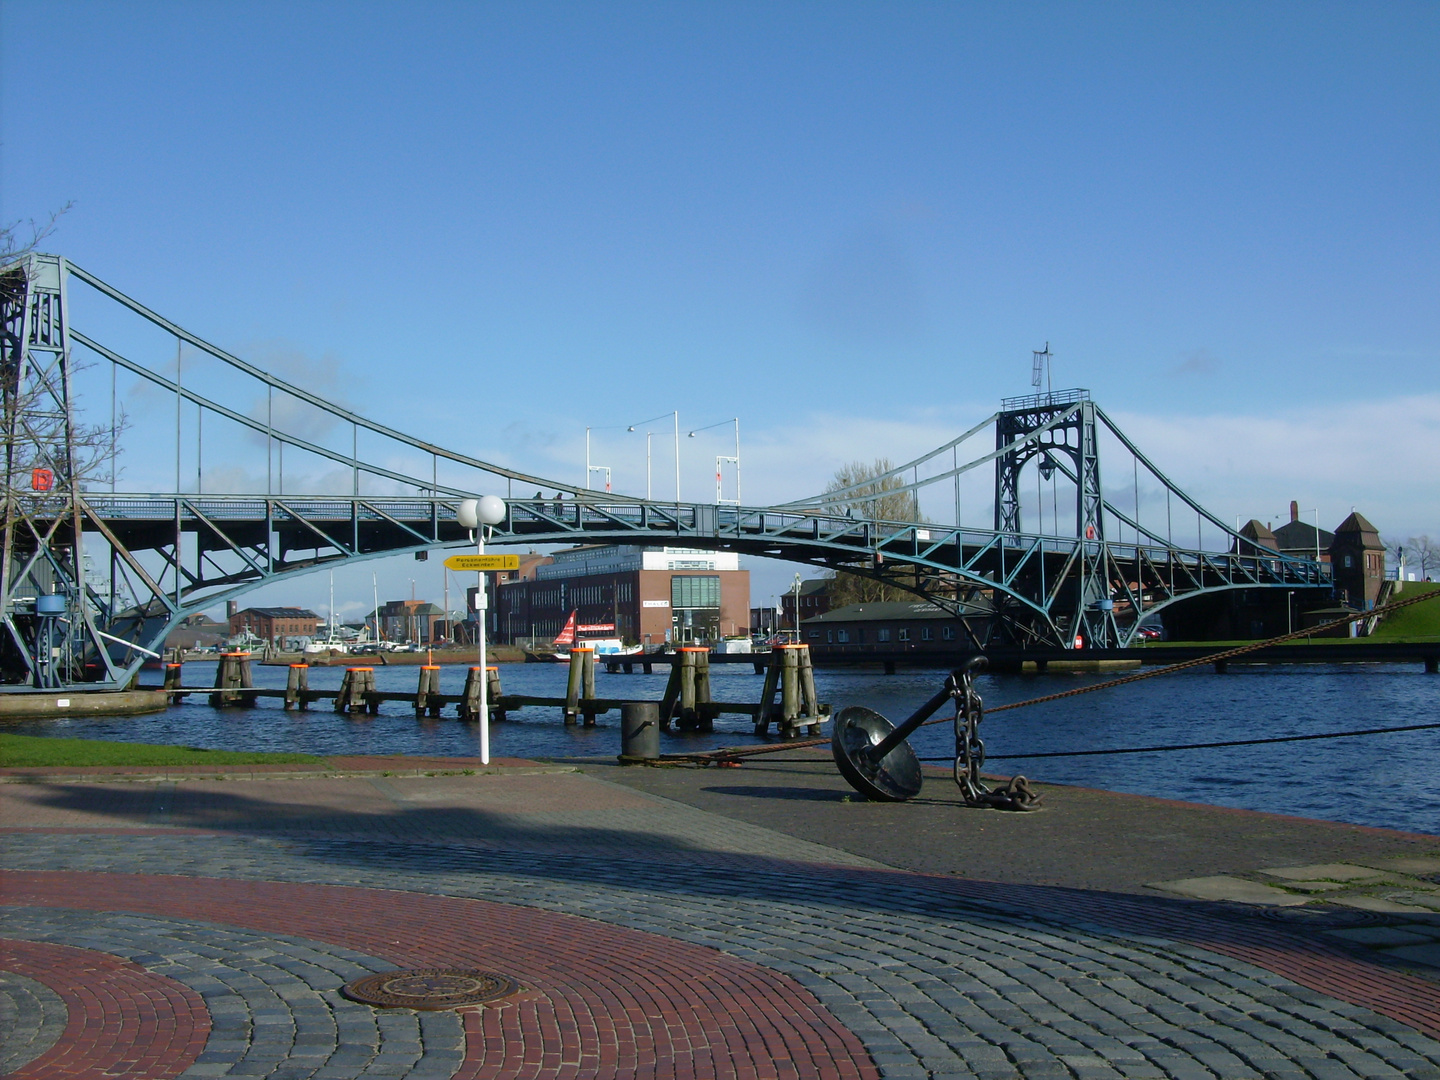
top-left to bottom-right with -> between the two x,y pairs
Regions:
342,968 -> 518,1010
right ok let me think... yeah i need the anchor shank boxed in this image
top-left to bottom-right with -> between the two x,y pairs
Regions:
866,684 -> 953,761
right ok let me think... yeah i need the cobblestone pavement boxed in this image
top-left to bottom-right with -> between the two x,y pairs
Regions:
3,770 -> 1440,1079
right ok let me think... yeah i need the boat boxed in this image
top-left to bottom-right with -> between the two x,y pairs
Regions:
523,611 -> 643,662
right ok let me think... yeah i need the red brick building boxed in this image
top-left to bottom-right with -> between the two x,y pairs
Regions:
493,545 -> 750,646
228,607 -> 320,647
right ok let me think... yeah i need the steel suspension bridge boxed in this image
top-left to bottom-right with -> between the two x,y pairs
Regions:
1,253 -> 1331,693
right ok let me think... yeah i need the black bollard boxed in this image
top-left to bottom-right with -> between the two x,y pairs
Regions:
619,702 -> 661,763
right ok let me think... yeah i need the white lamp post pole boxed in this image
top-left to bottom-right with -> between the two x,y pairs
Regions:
627,411 -> 680,502
734,417 -> 741,504
458,496 -> 507,765
476,526 -> 489,763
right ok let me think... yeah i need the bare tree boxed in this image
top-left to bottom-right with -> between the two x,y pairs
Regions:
1388,534 -> 1438,580
0,203 -> 74,269
821,458 -> 926,606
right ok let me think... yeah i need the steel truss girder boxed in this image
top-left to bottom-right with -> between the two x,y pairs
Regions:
54,494 -> 1330,662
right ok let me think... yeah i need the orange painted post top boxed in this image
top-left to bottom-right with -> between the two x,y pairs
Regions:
166,662 -> 182,669
679,646 -> 708,652
289,663 -> 308,668
222,651 -> 250,658
486,666 -> 498,672
421,665 -> 441,671
347,667 -> 375,673
571,647 -> 594,653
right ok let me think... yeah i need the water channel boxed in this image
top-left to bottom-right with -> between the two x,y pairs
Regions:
9,660 -> 1438,837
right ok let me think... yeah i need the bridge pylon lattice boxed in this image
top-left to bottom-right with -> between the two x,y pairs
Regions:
0,254 -> 1333,693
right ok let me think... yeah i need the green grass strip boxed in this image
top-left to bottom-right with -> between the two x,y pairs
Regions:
0,732 -> 325,768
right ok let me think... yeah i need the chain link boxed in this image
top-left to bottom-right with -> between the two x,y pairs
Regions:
951,663 -> 1040,811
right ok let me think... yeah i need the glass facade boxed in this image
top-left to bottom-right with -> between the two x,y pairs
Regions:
671,575 -> 720,609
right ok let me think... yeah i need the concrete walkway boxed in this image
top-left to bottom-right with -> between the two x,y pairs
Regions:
2,756 -> 1438,1079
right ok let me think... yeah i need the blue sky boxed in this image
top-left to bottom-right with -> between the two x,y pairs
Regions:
3,1 -> 1437,617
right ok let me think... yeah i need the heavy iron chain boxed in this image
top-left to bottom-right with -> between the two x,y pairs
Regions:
951,662 -> 1040,810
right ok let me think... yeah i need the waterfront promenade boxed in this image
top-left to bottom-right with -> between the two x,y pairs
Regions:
2,754 -> 1439,1079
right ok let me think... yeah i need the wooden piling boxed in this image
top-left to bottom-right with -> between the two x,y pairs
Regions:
685,647 -> 714,731
580,649 -> 598,726
564,648 -> 593,726
210,652 -> 256,709
779,646 -> 800,730
754,648 -> 783,735
416,665 -> 442,717
658,659 -> 682,730
336,667 -> 375,714
460,666 -> 483,721
796,646 -> 822,736
284,663 -> 309,710
486,666 -> 505,721
163,662 -> 186,701
755,644 -> 825,737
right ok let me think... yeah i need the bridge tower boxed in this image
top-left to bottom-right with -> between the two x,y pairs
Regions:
0,254 -> 103,688
993,389 -> 1117,647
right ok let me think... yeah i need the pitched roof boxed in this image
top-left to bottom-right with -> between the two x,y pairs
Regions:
804,600 -> 992,623
1273,519 -> 1334,553
1233,520 -> 1278,553
236,607 -> 319,619
1334,511 -> 1380,536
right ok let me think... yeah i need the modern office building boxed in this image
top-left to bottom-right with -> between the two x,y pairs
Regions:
492,545 -> 750,646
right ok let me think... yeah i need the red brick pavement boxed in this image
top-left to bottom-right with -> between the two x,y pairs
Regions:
2,871 -> 879,1080
0,938 -> 209,1080
897,871 -> 1440,1040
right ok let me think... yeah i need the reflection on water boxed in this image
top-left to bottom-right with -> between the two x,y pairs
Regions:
7,659 -> 1438,836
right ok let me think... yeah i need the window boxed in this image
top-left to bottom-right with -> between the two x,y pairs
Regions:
826,630 -> 834,643
898,628 -> 910,642
941,625 -> 955,641
920,627 -> 933,641
808,630 -> 820,640
876,628 -> 891,643
672,575 -> 720,609
837,629 -> 849,643
1344,555 -> 1353,568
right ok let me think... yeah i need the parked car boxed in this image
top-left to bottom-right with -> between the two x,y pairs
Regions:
1135,625 -> 1163,641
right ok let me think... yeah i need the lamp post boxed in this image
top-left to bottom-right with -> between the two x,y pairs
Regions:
627,411 -> 679,502
792,572 -> 802,641
688,418 -> 741,504
458,495 -> 507,765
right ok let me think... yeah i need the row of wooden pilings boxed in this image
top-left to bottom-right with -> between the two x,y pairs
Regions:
181,653 -> 504,721
177,644 -> 827,738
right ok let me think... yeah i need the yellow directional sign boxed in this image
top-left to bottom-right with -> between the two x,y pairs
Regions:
443,553 -> 520,572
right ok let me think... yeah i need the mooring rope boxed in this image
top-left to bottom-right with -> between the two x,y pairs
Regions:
914,720 -> 1440,761
670,587 -> 1439,765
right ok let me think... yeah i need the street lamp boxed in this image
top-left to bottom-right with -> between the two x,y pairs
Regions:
792,572 -> 802,641
584,426 -> 613,493
457,494 -> 507,765
688,418 -> 740,504
627,411 -> 679,503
